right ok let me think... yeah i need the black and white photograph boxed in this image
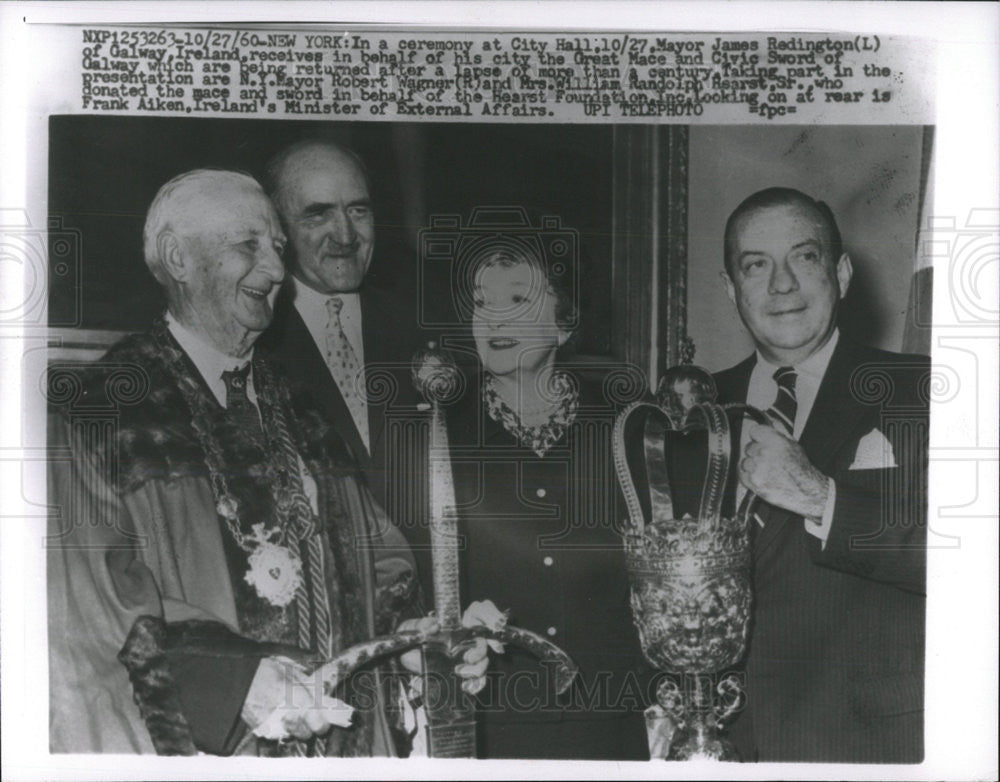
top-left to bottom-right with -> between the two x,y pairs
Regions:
1,3 -> 997,780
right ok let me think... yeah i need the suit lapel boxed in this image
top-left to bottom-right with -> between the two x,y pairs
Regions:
277,293 -> 372,468
799,338 -> 871,473
754,338 -> 872,558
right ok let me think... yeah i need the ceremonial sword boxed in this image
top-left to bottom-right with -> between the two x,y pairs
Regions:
313,347 -> 578,757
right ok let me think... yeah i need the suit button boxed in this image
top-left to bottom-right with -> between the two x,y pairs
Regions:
543,556 -> 554,567
547,626 -> 557,636
536,488 -> 547,498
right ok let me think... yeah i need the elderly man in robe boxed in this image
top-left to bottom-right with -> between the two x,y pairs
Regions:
47,169 -> 490,757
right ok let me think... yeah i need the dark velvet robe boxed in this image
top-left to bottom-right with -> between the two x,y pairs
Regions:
47,321 -> 420,755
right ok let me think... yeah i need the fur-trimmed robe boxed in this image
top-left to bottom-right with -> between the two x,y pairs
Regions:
47,322 -> 420,755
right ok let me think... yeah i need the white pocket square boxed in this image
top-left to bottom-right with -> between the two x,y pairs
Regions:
849,428 -> 897,470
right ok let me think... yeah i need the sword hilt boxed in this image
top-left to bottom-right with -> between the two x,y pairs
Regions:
411,345 -> 463,408
315,623 -> 579,696
312,629 -> 429,688
442,624 -> 579,695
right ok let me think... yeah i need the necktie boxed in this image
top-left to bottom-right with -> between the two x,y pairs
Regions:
324,296 -> 370,452
221,364 -> 264,443
766,366 -> 798,437
742,366 -> 799,534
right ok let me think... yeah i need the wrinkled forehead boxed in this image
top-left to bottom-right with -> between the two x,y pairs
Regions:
734,203 -> 831,249
182,180 -> 281,240
280,145 -> 369,201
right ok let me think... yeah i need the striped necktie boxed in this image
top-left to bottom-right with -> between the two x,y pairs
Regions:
742,366 -> 798,534
767,366 -> 798,437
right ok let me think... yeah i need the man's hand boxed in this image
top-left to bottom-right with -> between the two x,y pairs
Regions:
397,600 -> 506,695
740,423 -> 829,518
241,656 -> 354,741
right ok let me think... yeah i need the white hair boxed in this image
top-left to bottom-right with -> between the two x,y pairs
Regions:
142,168 -> 262,285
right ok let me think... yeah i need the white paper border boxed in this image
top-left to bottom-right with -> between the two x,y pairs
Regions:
2,3 -> 997,780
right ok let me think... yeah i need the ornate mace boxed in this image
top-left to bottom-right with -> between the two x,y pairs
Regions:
613,364 -> 768,760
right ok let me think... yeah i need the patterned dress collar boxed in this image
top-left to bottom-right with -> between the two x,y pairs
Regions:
483,371 -> 580,457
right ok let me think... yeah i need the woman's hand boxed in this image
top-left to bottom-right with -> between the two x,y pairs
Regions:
457,599 -> 507,694
396,599 -> 507,695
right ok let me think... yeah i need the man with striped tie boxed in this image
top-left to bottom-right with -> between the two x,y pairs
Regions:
713,188 -> 929,763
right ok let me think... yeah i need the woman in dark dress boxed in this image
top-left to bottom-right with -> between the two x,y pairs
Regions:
446,246 -> 652,760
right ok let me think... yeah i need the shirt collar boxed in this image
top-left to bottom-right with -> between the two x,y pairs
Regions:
755,328 -> 840,380
165,311 -> 252,388
292,275 -> 361,317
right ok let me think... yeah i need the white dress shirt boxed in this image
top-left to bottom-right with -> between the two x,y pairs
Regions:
166,311 -> 257,409
740,329 -> 840,545
165,312 -> 319,514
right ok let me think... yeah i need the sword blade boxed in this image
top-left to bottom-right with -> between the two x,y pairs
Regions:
413,349 -> 477,757
425,400 -> 479,757
428,402 -> 462,629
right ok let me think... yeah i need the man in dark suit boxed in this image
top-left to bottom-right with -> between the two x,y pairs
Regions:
714,188 -> 928,762
257,140 -> 430,557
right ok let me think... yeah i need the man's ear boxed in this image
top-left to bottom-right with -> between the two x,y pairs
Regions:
158,231 -> 189,284
721,270 -> 737,305
556,326 -> 572,348
835,253 -> 853,299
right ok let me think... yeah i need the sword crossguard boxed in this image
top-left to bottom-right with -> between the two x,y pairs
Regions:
312,629 -> 430,690
314,624 -> 579,696
434,625 -> 579,695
